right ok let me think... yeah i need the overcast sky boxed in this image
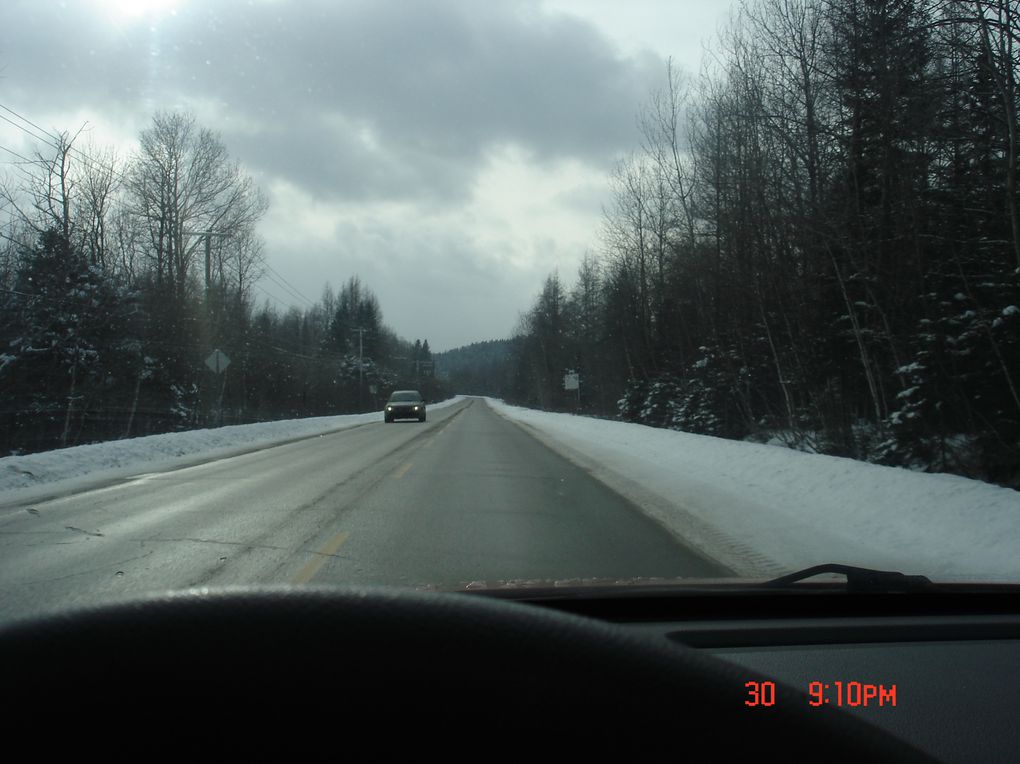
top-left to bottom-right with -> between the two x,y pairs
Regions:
1,0 -> 736,351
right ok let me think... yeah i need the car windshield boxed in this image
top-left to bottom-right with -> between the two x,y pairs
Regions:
389,392 -> 422,403
0,0 -> 1018,625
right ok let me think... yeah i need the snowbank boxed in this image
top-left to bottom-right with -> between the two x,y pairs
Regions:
486,398 -> 1019,582
0,397 -> 465,505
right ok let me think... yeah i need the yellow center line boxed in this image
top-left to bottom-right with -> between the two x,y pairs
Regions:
393,461 -> 414,479
290,531 -> 350,585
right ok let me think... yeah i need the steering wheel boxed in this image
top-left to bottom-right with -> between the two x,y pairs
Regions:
0,586 -> 933,760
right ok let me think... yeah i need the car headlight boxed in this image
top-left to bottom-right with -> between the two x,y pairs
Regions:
387,406 -> 392,411
413,406 -> 419,410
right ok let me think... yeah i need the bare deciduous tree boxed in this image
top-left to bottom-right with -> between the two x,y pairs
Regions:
128,112 -> 268,303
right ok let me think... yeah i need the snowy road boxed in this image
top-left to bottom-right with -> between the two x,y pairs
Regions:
0,398 -> 726,621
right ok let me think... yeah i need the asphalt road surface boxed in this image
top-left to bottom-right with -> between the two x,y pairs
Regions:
0,398 -> 728,621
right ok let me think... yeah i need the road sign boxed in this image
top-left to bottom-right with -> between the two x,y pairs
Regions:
563,372 -> 579,391
205,349 -> 231,374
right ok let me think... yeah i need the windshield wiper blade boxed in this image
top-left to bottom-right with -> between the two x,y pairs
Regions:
764,564 -> 936,593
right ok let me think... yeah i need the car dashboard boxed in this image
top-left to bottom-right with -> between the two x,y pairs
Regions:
492,583 -> 1020,763
1,583 -> 1016,761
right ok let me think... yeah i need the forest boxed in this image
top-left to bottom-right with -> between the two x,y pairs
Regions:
0,112 -> 443,455
503,0 -> 1020,486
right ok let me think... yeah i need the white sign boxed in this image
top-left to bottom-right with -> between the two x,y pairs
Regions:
205,349 -> 231,374
563,372 -> 579,391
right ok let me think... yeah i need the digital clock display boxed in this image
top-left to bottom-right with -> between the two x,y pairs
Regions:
745,680 -> 897,708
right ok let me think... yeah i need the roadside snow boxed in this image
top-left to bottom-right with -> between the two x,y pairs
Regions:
0,397 -> 465,505
486,398 -> 1019,582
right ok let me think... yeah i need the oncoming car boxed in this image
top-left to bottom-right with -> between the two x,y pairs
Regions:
384,390 -> 427,422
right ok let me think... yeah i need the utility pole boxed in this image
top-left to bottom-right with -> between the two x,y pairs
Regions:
185,230 -> 230,426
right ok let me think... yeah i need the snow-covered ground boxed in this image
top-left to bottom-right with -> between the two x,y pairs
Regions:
0,397 -> 466,505
1,394 -> 1015,582
485,398 -> 1019,582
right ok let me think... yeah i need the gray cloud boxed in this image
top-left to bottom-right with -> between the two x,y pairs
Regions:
1,0 -> 680,349
2,0 -> 660,204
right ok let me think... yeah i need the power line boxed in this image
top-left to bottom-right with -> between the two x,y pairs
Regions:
263,262 -> 316,307
261,268 -> 315,308
255,276 -> 302,310
0,105 -> 63,147
0,141 -> 37,164
0,103 -> 129,186
0,112 -> 56,151
0,287 -> 37,298
252,281 -> 298,313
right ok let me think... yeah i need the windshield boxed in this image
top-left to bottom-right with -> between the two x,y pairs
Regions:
1,0 -> 1018,624
388,392 -> 422,403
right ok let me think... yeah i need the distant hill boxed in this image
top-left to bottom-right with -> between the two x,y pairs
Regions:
434,339 -> 514,397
